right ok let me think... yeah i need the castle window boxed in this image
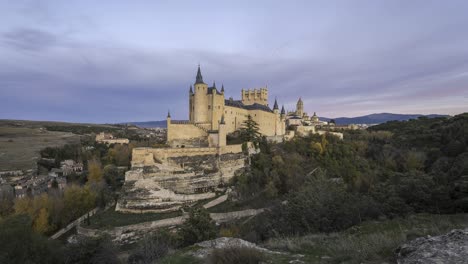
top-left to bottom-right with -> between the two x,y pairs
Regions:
208,106 -> 211,109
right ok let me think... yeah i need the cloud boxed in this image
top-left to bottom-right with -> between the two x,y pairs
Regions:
2,28 -> 58,51
0,1 -> 468,122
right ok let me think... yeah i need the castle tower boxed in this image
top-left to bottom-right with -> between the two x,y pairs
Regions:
311,112 -> 319,122
192,65 -> 209,124
166,110 -> 172,141
218,114 -> 227,147
273,98 -> 279,114
241,87 -> 268,106
189,85 -> 194,122
296,97 -> 304,117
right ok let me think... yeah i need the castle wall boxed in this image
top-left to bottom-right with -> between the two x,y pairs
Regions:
167,122 -> 207,145
249,109 -> 279,136
132,143 -> 247,167
223,106 -> 249,133
296,125 -> 316,136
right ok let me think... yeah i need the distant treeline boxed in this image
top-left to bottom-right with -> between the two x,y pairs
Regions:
45,125 -> 120,135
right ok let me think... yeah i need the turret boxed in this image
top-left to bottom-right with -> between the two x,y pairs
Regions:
189,85 -> 194,121
166,110 -> 171,142
193,65 -> 209,123
311,112 -> 319,122
221,84 -> 225,94
273,98 -> 279,114
195,65 -> 204,84
281,105 -> 286,118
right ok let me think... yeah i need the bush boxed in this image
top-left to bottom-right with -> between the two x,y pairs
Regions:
63,235 -> 118,264
179,207 -> 217,246
0,215 -> 64,264
128,230 -> 177,264
208,247 -> 265,264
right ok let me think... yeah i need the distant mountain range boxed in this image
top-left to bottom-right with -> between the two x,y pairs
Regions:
123,113 -> 450,128
320,113 -> 449,125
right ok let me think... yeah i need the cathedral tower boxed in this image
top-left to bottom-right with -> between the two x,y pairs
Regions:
296,97 -> 304,117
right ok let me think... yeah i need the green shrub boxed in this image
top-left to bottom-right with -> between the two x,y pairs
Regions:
179,207 -> 217,246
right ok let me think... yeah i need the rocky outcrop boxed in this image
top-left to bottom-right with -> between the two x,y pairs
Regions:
396,229 -> 468,264
191,237 -> 281,259
117,151 -> 246,213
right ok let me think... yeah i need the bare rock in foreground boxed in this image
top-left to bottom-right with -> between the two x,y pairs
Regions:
192,237 -> 280,258
396,229 -> 468,264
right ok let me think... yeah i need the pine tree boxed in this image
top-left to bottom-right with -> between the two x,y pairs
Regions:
239,115 -> 261,143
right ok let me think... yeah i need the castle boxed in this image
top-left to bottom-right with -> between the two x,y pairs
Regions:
167,66 -> 286,147
116,66 -> 344,213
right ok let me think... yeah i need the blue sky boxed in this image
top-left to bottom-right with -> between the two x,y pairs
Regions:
1,0 -> 467,123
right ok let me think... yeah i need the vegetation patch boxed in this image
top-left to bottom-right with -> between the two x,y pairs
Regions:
87,206 -> 182,229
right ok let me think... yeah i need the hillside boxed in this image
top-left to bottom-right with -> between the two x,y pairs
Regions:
0,119 -> 120,172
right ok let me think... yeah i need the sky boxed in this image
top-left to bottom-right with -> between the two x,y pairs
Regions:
0,0 -> 467,123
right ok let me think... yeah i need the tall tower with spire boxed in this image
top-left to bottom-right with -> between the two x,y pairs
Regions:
296,97 -> 304,117
191,65 -> 209,123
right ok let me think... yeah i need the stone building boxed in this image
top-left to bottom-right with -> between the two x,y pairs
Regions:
167,66 -> 286,147
95,132 -> 129,144
285,98 -> 328,128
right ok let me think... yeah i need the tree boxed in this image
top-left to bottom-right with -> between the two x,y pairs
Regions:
103,165 -> 119,190
0,185 -> 15,217
64,235 -> 118,264
63,185 -> 96,224
179,207 -> 217,246
0,214 -> 64,264
33,208 -> 50,234
128,230 -> 176,264
87,159 -> 103,184
239,115 -> 261,143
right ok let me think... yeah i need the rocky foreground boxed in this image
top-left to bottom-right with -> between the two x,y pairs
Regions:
396,228 -> 468,264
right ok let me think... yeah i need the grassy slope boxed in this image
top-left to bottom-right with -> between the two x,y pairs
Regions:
0,126 -> 80,172
262,213 -> 468,264
156,213 -> 468,264
0,119 -> 118,172
87,206 -> 182,229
